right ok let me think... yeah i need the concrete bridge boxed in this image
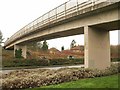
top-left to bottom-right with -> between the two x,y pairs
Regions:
4,0 -> 120,69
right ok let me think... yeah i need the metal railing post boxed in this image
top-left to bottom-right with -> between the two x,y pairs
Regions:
91,0 -> 94,10
65,2 -> 67,18
76,0 -> 79,15
55,8 -> 57,21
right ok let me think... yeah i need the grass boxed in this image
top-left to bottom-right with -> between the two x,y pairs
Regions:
26,74 -> 119,90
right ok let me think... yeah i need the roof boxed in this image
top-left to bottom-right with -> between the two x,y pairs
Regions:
61,50 -> 73,55
71,45 -> 84,50
49,47 -> 60,52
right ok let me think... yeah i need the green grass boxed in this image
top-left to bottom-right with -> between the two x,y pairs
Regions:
26,74 -> 119,90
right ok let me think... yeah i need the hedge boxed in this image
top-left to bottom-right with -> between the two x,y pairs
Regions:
2,58 -> 84,67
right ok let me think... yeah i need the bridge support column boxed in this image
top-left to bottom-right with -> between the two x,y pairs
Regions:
84,26 -> 110,70
14,45 -> 27,59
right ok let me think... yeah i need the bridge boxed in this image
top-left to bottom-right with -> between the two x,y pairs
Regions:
4,0 -> 120,69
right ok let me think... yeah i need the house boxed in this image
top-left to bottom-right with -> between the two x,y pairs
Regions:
49,47 -> 60,54
61,50 -> 73,55
70,45 -> 84,53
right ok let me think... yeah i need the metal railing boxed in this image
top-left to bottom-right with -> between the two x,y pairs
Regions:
4,0 -> 117,46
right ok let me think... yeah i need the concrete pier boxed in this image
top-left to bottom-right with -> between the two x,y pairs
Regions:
84,26 -> 110,69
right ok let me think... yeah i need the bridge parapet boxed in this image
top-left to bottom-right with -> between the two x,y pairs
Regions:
4,0 -> 117,47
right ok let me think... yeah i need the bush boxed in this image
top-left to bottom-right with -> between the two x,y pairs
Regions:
2,68 -> 95,89
15,49 -> 23,58
93,63 -> 120,77
2,62 -> 120,89
3,58 -> 84,67
111,58 -> 120,62
36,59 -> 50,66
49,58 -> 84,65
2,58 -> 50,67
49,59 -> 68,65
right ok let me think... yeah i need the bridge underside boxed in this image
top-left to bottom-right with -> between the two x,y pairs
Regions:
12,25 -> 112,70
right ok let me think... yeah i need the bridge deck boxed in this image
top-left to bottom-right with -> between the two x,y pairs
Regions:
4,0 -> 119,47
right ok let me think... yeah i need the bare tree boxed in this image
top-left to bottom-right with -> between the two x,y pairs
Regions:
70,39 -> 76,49
0,30 -> 4,46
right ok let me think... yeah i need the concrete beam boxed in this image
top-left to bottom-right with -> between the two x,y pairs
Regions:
14,45 -> 27,59
84,26 -> 110,70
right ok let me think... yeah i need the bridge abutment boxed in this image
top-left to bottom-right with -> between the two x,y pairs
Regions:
84,26 -> 110,70
14,45 -> 27,59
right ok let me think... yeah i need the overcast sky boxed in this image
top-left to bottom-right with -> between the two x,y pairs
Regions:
0,0 -> 118,50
